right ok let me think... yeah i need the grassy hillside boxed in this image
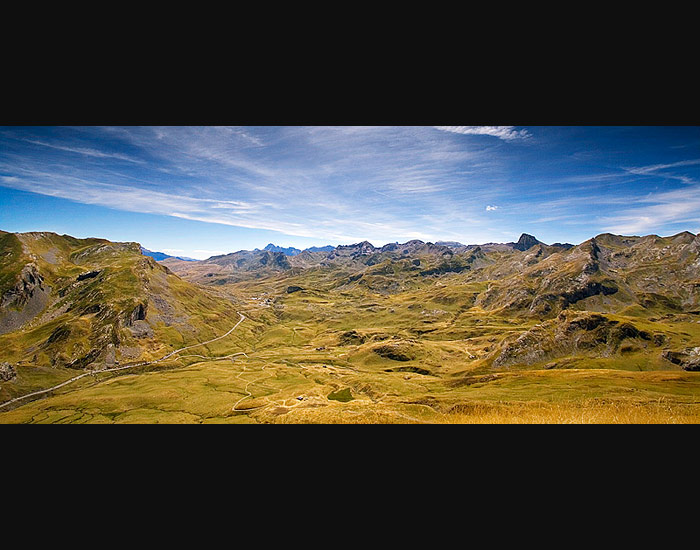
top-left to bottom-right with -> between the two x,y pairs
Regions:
0,231 -> 252,407
2,230 -> 700,423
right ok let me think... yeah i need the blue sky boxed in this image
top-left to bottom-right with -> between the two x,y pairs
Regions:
1,126 -> 699,259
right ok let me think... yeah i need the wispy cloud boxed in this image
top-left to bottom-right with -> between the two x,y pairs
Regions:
0,173 -> 260,218
433,126 -> 531,141
3,126 -> 700,248
622,158 -> 700,185
599,185 -> 700,235
624,158 -> 700,175
23,139 -> 145,164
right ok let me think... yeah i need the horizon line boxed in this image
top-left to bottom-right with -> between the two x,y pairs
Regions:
4,227 -> 698,261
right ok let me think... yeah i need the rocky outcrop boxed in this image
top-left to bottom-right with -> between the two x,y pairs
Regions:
0,362 -> 17,382
662,348 -> 700,371
77,270 -> 101,281
339,330 -> 367,345
258,251 -> 291,269
0,263 -> 50,335
1,263 -> 44,309
47,325 -> 71,345
373,342 -> 414,362
127,302 -> 148,325
492,311 -> 655,368
263,243 -> 302,256
334,241 -> 376,258
513,233 -> 542,251
419,247 -> 483,276
559,279 -> 619,307
66,349 -> 103,370
207,249 -> 291,273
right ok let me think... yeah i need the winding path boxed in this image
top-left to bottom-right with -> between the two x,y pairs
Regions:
0,312 -> 246,410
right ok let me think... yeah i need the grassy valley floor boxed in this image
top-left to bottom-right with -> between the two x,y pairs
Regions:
3,290 -> 700,423
2,360 -> 699,424
3,231 -> 700,424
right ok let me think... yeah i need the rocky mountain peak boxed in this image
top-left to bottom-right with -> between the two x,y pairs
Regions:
263,243 -> 302,256
513,233 -> 542,251
336,241 -> 376,256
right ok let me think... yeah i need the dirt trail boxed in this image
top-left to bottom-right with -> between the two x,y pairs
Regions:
0,312 -> 246,410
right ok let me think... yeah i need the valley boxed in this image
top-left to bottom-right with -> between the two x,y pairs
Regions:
1,229 -> 700,423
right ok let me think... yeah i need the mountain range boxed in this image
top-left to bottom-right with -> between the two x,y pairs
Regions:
2,228 -> 699,423
140,247 -> 198,262
255,243 -> 336,256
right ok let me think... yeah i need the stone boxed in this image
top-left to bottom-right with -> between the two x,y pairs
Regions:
0,362 -> 17,382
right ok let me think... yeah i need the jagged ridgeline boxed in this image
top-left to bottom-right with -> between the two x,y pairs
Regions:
159,231 -> 700,375
2,228 -> 700,423
0,231 -> 243,378
161,232 -> 700,319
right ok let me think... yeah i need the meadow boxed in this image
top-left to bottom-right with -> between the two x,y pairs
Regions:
3,274 -> 699,424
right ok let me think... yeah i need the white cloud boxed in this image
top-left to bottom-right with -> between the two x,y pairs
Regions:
599,185 -> 700,235
434,126 -> 531,141
623,158 -> 700,185
624,158 -> 700,175
0,126 -> 539,246
486,205 -> 499,211
0,171 -> 260,222
23,139 -> 144,164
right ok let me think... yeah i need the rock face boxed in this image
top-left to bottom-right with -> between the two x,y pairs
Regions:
76,270 -> 101,281
263,243 -> 302,256
0,263 -> 50,335
339,330 -> 366,345
1,263 -> 44,308
207,249 -> 291,272
662,348 -> 700,371
0,362 -> 17,382
373,344 -> 413,361
513,233 -> 542,251
0,231 -> 241,377
128,303 -> 148,325
492,311 -> 655,368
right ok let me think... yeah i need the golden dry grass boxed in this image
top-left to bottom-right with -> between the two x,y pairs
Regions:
439,399 -> 700,424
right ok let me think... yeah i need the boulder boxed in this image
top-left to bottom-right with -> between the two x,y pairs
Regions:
662,348 -> 700,371
0,362 -> 17,382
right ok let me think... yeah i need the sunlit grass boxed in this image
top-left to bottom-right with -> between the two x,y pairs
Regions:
440,399 -> 700,424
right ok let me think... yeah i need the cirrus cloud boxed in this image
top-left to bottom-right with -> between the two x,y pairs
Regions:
433,126 -> 531,141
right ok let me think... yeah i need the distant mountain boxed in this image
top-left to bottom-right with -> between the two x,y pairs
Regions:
511,233 -> 542,251
155,235 -> 577,266
507,234 -> 573,252
162,231 -> 700,322
140,247 -> 197,262
260,243 -> 302,256
256,243 -> 335,256
435,241 -> 464,248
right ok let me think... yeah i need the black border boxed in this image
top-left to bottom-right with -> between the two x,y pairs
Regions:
4,57 -> 699,126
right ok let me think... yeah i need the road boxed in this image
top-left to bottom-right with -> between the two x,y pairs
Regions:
0,312 -> 246,410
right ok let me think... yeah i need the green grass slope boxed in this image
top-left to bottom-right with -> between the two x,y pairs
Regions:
0,231 -> 252,407
2,230 -> 700,423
